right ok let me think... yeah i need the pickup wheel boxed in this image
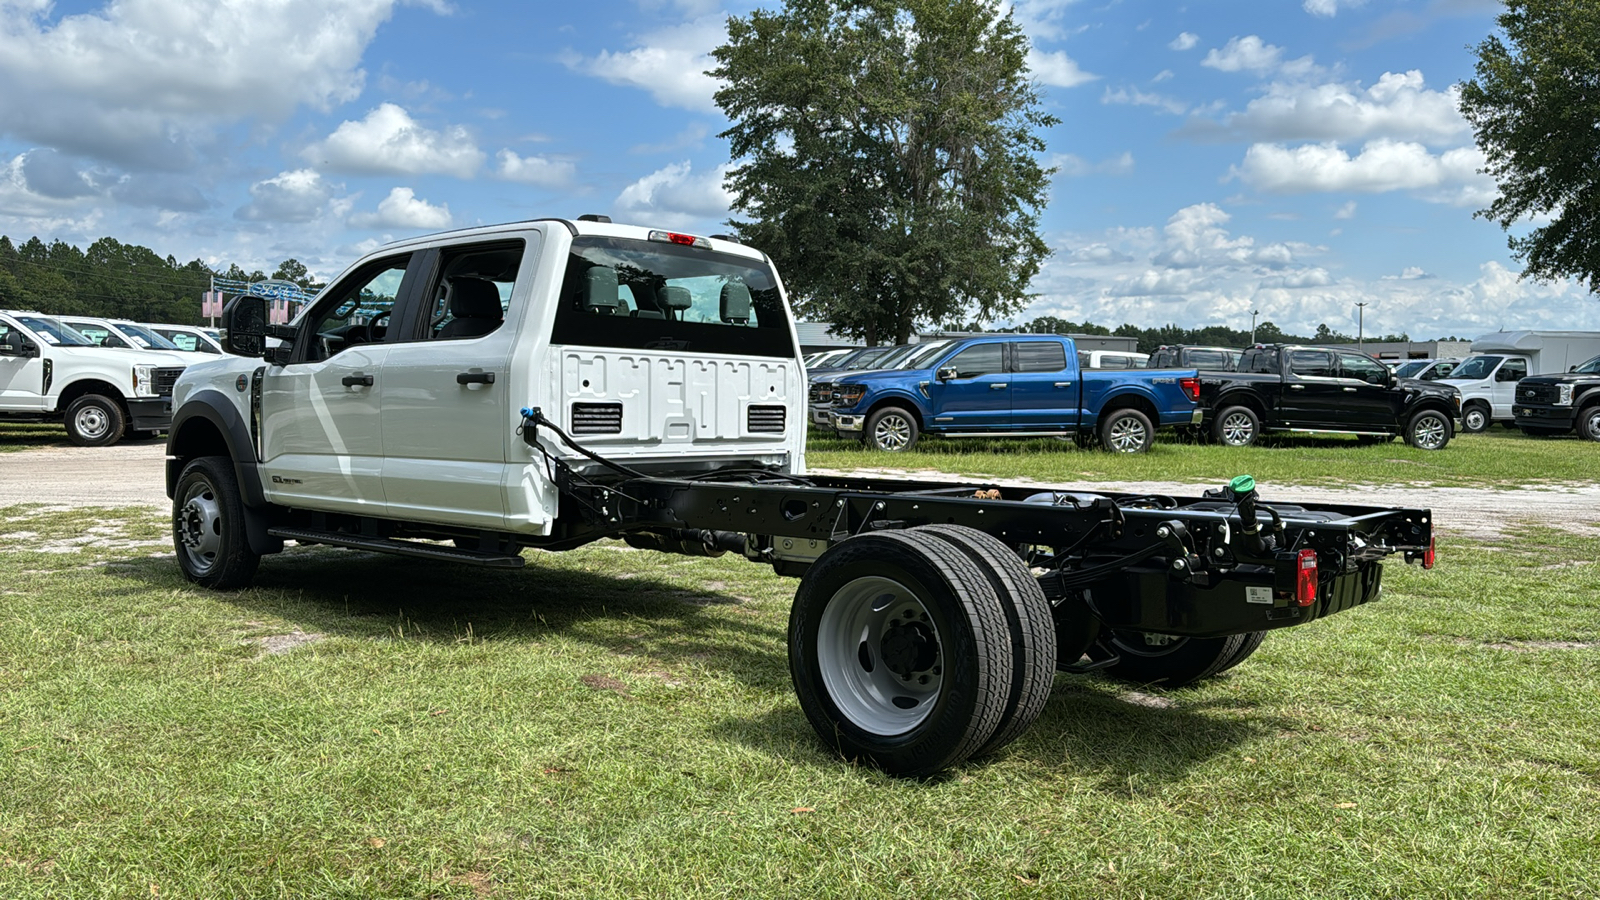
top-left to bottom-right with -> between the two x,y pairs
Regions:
173,456 -> 260,590
63,394 -> 126,447
1215,631 -> 1266,675
913,525 -> 1056,758
1461,403 -> 1491,433
1211,406 -> 1260,447
865,406 -> 919,452
1580,405 -> 1600,442
1088,630 -> 1247,688
789,530 -> 1012,776
1099,408 -> 1153,453
1405,409 -> 1452,450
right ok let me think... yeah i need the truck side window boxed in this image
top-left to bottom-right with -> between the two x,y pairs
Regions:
302,255 -> 411,361
1189,350 -> 1227,370
1014,342 -> 1067,373
1288,350 -> 1334,378
945,343 -> 1003,378
1338,353 -> 1388,385
423,242 -> 524,340
1496,359 -> 1527,382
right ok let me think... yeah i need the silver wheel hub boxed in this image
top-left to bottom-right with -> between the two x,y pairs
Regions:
873,414 -> 912,450
1412,415 -> 1447,449
1585,410 -> 1600,439
74,406 -> 109,439
817,576 -> 943,735
1465,409 -> 1485,429
1220,412 -> 1255,445
177,484 -> 223,571
1107,416 -> 1147,452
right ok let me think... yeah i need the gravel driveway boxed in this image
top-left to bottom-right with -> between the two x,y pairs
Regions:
2,444 -> 1596,540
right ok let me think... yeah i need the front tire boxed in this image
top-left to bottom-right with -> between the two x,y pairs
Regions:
1580,405 -> 1600,442
865,406 -> 919,452
173,456 -> 260,589
1211,405 -> 1260,447
1405,409 -> 1452,450
1089,630 -> 1246,688
63,394 -> 125,447
1461,403 -> 1490,433
1099,408 -> 1154,453
789,531 -> 1013,776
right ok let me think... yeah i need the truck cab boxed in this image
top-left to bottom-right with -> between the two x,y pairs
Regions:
1514,353 -> 1600,440
1438,353 -> 1529,432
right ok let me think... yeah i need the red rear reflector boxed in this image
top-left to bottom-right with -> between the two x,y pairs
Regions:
1179,376 -> 1200,402
1295,549 -> 1318,607
1423,537 -> 1435,569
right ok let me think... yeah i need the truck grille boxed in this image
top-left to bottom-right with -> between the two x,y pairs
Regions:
747,405 -> 786,433
155,367 -> 185,396
1518,384 -> 1557,404
570,402 -> 623,434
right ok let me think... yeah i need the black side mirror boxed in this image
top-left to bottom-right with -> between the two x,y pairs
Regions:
0,331 -> 37,357
221,296 -> 267,357
937,366 -> 958,381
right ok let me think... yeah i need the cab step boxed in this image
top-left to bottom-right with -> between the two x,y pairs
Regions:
266,527 -> 526,568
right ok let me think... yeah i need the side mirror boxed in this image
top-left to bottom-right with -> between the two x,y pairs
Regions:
221,296 -> 267,357
0,331 -> 35,356
937,366 -> 958,381
1571,365 -> 1579,373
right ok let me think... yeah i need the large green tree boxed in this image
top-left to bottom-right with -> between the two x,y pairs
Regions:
712,0 -> 1056,345
1459,0 -> 1600,292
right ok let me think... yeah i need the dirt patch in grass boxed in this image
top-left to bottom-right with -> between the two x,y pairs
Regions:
255,631 -> 326,655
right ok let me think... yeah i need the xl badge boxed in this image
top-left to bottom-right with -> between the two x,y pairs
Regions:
235,374 -> 249,392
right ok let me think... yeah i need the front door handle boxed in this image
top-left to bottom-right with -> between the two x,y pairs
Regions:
1343,386 -> 1358,392
1054,381 -> 1073,388
341,373 -> 374,387
990,383 -> 1007,390
1289,384 -> 1304,390
456,371 -> 496,385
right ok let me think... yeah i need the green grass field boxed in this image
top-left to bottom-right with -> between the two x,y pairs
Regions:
2,504 -> 1596,899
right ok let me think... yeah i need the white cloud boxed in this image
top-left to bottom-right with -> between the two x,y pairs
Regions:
565,16 -> 725,113
1052,151 -> 1134,177
613,160 -> 733,229
0,0 -> 423,170
348,187 -> 451,229
305,103 -> 484,178
1232,139 -> 1493,204
1334,200 -> 1357,219
236,169 -> 337,223
1202,35 -> 1283,74
495,150 -> 575,188
1211,71 -> 1468,145
1304,0 -> 1365,16
1028,49 -> 1097,88
1169,32 -> 1199,51
1102,86 -> 1188,115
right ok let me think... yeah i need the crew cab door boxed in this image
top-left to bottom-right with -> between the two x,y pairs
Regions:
1489,356 -> 1528,418
0,316 -> 48,411
259,253 -> 417,514
1009,340 -> 1080,430
924,341 -> 1009,429
1280,349 -> 1342,425
379,238 -> 534,530
1335,352 -> 1396,428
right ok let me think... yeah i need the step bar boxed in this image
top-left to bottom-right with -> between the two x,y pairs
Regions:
266,527 -> 526,568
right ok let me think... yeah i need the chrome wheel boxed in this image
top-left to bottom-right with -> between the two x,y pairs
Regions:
1410,413 -> 1449,450
871,412 -> 914,451
817,576 -> 944,735
1463,407 -> 1488,433
1219,411 -> 1256,446
176,480 -> 224,575
1104,414 -> 1149,452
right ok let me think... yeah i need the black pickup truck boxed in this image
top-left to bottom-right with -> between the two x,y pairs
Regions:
1149,344 -> 1241,371
1198,344 -> 1461,449
1513,353 -> 1600,440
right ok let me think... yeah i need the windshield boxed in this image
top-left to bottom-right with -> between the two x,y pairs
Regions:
153,327 -> 222,353
15,316 -> 95,346
550,235 -> 794,358
1394,361 -> 1428,378
115,323 -> 181,351
1574,354 -> 1600,375
900,340 -> 953,369
863,344 -> 915,368
1448,355 -> 1502,380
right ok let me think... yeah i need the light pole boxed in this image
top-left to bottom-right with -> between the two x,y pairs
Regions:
1250,309 -> 1260,345
1355,301 -> 1368,353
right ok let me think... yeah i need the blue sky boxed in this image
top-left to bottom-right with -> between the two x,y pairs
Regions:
1,0 -> 1596,340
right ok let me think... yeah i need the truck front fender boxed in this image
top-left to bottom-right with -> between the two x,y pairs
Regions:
165,391 -> 283,556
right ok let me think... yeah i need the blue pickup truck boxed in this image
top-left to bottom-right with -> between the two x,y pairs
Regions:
822,335 -> 1202,452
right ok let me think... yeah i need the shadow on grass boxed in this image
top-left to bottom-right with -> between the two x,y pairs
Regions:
116,545 -> 791,691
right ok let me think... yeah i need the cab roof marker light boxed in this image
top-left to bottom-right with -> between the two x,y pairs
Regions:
648,230 -> 711,249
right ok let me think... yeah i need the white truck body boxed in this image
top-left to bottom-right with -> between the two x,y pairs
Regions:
1441,331 -> 1600,429
52,315 -> 217,366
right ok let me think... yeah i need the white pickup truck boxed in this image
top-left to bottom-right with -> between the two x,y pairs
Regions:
0,309 -> 188,445
167,217 -> 1438,775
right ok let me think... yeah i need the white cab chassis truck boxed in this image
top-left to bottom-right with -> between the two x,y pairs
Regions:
1,309 -> 188,445
167,218 -> 1437,776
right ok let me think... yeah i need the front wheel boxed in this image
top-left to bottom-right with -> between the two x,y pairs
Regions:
1461,403 -> 1490,433
63,394 -> 125,447
172,456 -> 260,589
1099,408 -> 1154,453
789,530 -> 1013,776
1405,409 -> 1452,450
1580,405 -> 1600,442
865,406 -> 919,452
1211,406 -> 1260,447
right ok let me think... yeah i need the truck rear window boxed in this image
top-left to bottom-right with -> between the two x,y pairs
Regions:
549,236 -> 795,358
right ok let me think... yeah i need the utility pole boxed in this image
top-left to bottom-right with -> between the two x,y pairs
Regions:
1250,309 -> 1260,345
1356,301 -> 1368,353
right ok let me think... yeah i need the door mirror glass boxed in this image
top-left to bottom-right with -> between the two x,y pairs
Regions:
0,330 -> 28,355
221,296 -> 267,357
937,365 -> 958,381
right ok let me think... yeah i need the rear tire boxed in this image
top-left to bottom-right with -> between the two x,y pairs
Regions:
63,394 -> 125,447
914,525 -> 1056,758
1099,408 -> 1154,453
172,456 -> 260,589
1089,630 -> 1246,688
865,406 -> 919,452
789,531 -> 1013,776
1215,631 -> 1266,675
1405,409 -> 1452,450
1461,403 -> 1490,433
1211,406 -> 1260,447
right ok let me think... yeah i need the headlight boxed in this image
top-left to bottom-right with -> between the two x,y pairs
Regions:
133,364 -> 154,397
834,384 -> 868,407
1557,384 -> 1574,405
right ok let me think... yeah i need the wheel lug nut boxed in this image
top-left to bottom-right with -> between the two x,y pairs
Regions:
918,675 -> 929,684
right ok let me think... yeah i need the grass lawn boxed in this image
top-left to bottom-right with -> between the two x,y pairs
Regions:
0,422 -> 70,452
808,426 -> 1600,488
2,505 -> 1596,899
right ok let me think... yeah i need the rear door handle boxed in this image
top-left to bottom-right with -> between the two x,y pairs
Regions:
1054,382 -> 1073,388
341,373 -> 374,387
1289,384 -> 1304,390
456,371 -> 496,385
1343,386 -> 1358,392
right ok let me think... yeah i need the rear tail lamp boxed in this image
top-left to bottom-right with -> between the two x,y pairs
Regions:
1295,549 -> 1318,607
1179,377 -> 1201,402
1423,537 -> 1435,570
648,229 -> 711,249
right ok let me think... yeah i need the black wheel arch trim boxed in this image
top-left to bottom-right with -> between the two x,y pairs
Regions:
165,391 -> 284,556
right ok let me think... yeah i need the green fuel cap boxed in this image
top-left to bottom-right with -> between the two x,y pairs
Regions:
1229,474 -> 1256,495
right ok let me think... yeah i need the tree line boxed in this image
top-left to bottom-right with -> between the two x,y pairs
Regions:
1002,316 -> 1416,355
0,234 -> 319,326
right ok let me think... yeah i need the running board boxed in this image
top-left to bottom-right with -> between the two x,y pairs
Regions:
266,527 -> 526,568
